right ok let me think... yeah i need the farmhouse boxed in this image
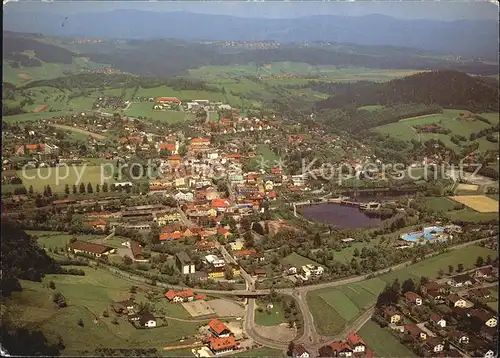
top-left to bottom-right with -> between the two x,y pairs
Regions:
165,289 -> 194,303
156,97 -> 181,104
137,311 -> 157,328
131,241 -> 148,262
319,341 -> 353,357
176,251 -> 195,274
447,274 -> 474,288
292,344 -> 310,358
68,240 -> 115,257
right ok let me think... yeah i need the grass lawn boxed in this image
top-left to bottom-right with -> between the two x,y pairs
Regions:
26,231 -> 104,250
255,301 -> 287,326
487,286 -> 498,312
359,105 -> 384,111
163,348 -> 195,356
358,320 -> 416,357
232,347 -> 283,357
307,244 -> 497,335
422,197 -> 459,212
373,109 -> 498,153
282,252 -> 320,267
17,164 -> 117,193
124,102 -> 187,122
3,267 -> 200,355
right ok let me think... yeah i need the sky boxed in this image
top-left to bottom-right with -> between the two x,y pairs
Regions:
4,0 -> 499,21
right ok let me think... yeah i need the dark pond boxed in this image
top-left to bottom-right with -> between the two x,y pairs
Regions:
302,203 -> 382,228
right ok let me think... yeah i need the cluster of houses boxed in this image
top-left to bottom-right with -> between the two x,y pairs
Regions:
111,298 -> 158,329
377,266 -> 498,357
317,333 -> 375,358
204,319 -> 239,355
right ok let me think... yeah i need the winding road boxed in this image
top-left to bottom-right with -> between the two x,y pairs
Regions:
87,237 -> 493,353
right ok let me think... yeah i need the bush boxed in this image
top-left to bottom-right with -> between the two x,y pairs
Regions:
49,281 -> 56,289
103,310 -> 109,318
77,318 -> 84,327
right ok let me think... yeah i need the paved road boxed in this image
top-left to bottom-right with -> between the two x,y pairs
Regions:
86,237 -> 493,352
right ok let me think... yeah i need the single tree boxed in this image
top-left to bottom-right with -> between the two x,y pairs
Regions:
49,281 -> 56,290
437,269 -> 445,278
72,184 -> 77,194
77,318 -> 84,327
96,184 -> 100,193
102,310 -> 109,318
123,255 -> 133,265
65,184 -> 70,195
476,256 -> 484,267
353,247 -> 360,257
28,185 -> 34,195
448,265 -> 454,275
402,278 -> 416,293
102,182 -> 109,192
86,183 -> 93,194
79,182 -> 86,194
486,255 -> 492,265
457,263 -> 464,273
46,185 -> 52,197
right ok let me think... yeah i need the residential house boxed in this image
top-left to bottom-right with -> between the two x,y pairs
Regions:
404,324 -> 427,341
208,336 -> 237,355
446,294 -> 468,308
159,142 -> 177,155
176,251 -> 195,275
68,240 -> 115,258
474,266 -> 493,280
217,227 -> 232,240
229,239 -> 244,252
112,299 -> 135,314
426,289 -> 446,303
292,344 -> 310,358
233,248 -> 257,259
469,288 -> 491,300
384,307 -> 402,324
283,264 -> 298,275
449,330 -> 469,345
190,138 -> 211,147
156,97 -> 181,104
421,281 -> 447,295
403,291 -> 423,306
424,338 -> 444,353
164,289 -> 194,303
211,199 -> 231,213
429,314 -> 446,328
470,309 -> 497,327
447,274 -> 475,288
208,319 -> 231,338
167,155 -> 182,167
346,333 -> 366,353
319,341 -> 353,357
131,241 -> 148,262
138,311 -> 156,328
253,268 -> 267,278
174,191 -> 194,202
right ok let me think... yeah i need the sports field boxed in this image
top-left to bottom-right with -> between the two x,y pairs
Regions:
449,195 -> 499,213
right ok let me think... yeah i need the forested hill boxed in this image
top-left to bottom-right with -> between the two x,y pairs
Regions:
316,71 -> 499,112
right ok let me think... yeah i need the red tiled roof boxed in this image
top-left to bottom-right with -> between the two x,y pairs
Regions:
131,241 -> 142,259
211,199 -> 230,208
234,249 -> 257,257
329,341 -> 352,352
271,167 -> 282,174
208,319 -> 229,335
160,143 -> 176,151
404,291 -> 422,302
347,333 -> 365,347
156,97 -> 180,103
225,153 -> 241,159
26,143 -> 45,150
159,232 -> 183,241
165,290 -> 177,300
168,155 -> 182,160
209,336 -> 236,351
217,227 -> 229,235
196,294 -> 206,300
69,240 -> 113,255
191,138 -> 210,143
165,289 -> 193,300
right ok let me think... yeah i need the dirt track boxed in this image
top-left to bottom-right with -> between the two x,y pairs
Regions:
51,124 -> 106,140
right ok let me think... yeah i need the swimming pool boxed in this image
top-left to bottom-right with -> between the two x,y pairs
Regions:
401,226 -> 444,242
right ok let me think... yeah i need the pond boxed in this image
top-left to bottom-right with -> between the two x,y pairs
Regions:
301,203 -> 382,228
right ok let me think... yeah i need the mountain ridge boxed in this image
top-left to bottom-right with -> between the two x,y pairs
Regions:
4,10 -> 498,60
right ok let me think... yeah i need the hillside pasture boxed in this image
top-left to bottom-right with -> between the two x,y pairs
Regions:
5,267 -> 200,355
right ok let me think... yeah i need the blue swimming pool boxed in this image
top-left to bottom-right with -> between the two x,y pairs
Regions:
401,226 -> 444,242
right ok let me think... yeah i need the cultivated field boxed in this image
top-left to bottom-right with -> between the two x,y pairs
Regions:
182,300 -> 216,318
455,183 -> 479,192
449,195 -> 499,213
282,252 -> 320,268
307,244 -> 497,335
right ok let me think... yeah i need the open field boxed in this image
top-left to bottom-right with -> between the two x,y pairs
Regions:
189,64 -> 424,83
358,320 -> 416,357
282,252 -> 319,267
134,85 -> 225,102
373,109 -> 499,152
449,195 -> 499,213
255,301 -> 286,326
3,267 -> 201,355
307,244 -> 497,335
487,286 -> 498,312
25,231 -> 105,250
359,105 -> 385,111
455,183 -> 479,192
51,124 -> 107,140
208,299 -> 245,317
422,196 -> 460,212
17,164 -> 117,193
3,57 -> 111,85
124,103 -> 187,122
